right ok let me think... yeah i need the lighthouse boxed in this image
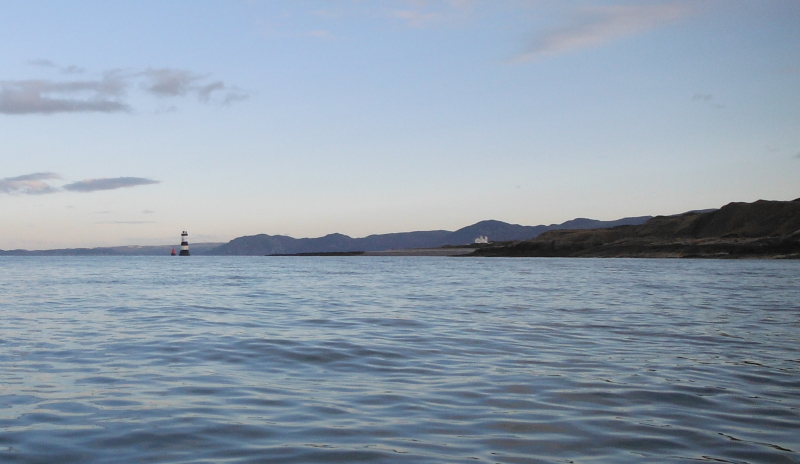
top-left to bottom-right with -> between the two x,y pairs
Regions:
179,231 -> 190,256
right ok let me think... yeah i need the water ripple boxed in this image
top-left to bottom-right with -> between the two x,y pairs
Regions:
0,257 -> 798,463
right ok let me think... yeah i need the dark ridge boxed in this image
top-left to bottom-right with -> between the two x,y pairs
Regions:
471,199 -> 800,259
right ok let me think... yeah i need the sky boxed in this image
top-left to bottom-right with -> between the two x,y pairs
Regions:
1,0 -> 798,249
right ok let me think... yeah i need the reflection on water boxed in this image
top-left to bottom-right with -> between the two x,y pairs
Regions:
0,257 -> 798,463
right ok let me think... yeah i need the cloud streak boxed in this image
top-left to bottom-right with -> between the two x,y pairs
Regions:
0,75 -> 129,115
692,92 -> 725,109
63,177 -> 160,192
136,68 -> 247,103
390,9 -> 440,27
97,221 -> 156,225
140,68 -> 207,97
28,59 -> 85,74
389,0 -> 474,27
0,173 -> 160,195
1,63 -> 248,115
312,0 -> 474,28
0,172 -> 62,195
515,2 -> 695,62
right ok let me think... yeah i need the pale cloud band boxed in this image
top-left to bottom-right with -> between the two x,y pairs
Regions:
0,173 -> 160,195
298,1 -> 696,60
0,75 -> 129,115
97,220 -> 156,225
139,68 -> 247,102
0,64 -> 248,115
515,2 -> 696,62
28,59 -> 86,74
63,177 -> 160,192
0,172 -> 62,195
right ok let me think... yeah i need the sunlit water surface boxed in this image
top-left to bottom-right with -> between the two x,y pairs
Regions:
0,257 -> 798,463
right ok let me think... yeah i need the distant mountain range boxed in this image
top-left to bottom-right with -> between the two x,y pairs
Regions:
205,216 -> 652,256
5,200 -> 796,258
472,199 -> 800,259
0,243 -> 225,256
0,216 -> 652,256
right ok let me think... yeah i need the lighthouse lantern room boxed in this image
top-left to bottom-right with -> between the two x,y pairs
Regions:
179,231 -> 190,256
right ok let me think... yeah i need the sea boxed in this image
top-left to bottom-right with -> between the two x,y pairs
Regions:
0,257 -> 798,464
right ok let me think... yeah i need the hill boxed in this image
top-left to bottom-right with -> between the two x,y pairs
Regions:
471,199 -> 800,258
206,216 -> 651,255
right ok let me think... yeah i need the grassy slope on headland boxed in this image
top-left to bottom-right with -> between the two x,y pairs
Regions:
471,199 -> 800,259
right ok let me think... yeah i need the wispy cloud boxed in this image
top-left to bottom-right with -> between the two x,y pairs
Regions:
140,68 -> 207,97
515,2 -> 695,62
311,0 -> 474,28
62,65 -> 86,75
198,81 -> 225,101
97,221 -> 156,225
27,59 -> 85,74
389,0 -> 474,27
222,88 -> 249,104
63,177 -> 160,193
28,59 -> 56,68
137,68 -> 247,103
0,63 -> 248,115
0,74 -> 129,115
0,172 -> 62,195
692,92 -> 725,109
0,173 -> 161,195
307,29 -> 336,40
390,9 -> 440,27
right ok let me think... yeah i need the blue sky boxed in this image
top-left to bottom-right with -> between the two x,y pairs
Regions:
1,0 -> 798,249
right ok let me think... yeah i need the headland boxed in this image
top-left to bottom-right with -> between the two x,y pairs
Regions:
470,199 -> 800,259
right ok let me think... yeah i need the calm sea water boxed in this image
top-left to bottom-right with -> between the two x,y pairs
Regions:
0,257 -> 798,464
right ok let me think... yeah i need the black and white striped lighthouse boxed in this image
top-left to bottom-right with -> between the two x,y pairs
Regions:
179,230 -> 190,256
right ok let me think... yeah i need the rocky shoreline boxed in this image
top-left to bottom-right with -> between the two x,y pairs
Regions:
469,235 -> 800,259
